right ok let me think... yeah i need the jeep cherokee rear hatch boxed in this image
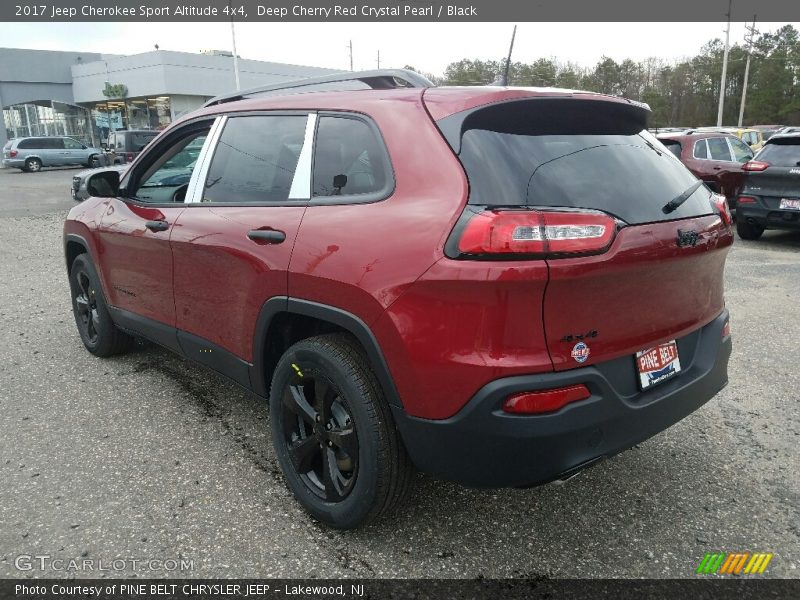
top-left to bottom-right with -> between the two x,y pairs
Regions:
435,95 -> 733,371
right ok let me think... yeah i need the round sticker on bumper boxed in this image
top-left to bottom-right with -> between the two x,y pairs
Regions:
571,341 -> 590,363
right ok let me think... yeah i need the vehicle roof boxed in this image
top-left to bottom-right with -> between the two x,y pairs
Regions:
765,132 -> 800,143
185,86 -> 649,124
656,131 -> 734,142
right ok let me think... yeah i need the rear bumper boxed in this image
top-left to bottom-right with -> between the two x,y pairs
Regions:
393,310 -> 731,487
2,158 -> 25,168
738,204 -> 800,230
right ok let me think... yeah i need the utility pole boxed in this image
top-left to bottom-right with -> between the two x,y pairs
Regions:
229,2 -> 241,91
349,40 -> 353,71
501,24 -> 517,85
738,15 -> 758,127
716,0 -> 732,127
377,49 -> 380,69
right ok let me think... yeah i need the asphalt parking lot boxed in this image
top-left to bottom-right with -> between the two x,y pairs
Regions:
0,166 -> 798,579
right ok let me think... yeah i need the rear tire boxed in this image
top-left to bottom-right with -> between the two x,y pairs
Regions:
269,333 -> 414,528
69,254 -> 133,357
25,157 -> 42,173
736,219 -> 764,240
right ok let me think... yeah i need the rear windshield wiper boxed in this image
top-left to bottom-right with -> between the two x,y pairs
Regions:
662,180 -> 703,214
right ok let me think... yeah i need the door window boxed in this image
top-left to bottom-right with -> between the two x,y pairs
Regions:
129,127 -> 209,204
63,138 -> 83,150
707,137 -> 732,161
729,137 -> 754,163
201,115 -> 307,204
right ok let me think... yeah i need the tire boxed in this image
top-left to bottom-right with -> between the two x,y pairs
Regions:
269,333 -> 414,528
737,219 -> 764,240
88,154 -> 100,168
68,254 -> 133,357
25,157 -> 42,173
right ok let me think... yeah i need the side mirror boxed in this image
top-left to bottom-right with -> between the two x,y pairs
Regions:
87,169 -> 120,198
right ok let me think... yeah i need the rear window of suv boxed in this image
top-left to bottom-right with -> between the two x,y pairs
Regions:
757,139 -> 800,167
451,99 -> 712,225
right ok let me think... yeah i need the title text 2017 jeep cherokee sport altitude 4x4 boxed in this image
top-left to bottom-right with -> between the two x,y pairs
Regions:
63,70 -> 733,528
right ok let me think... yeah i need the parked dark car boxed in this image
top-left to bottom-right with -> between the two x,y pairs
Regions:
63,70 -> 733,528
2,136 -> 102,172
751,125 -> 785,141
657,131 -> 753,211
736,133 -> 800,240
106,129 -> 159,164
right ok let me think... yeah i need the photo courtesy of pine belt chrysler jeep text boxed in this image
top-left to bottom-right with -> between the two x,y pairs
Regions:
63,69 -> 733,528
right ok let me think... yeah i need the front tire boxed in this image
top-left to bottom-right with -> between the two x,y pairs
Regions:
69,254 -> 133,356
269,334 -> 414,528
737,219 -> 764,240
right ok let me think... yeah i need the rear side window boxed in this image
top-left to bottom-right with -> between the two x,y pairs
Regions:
131,132 -> 157,151
758,140 -> 800,167
661,140 -> 682,158
694,140 -> 708,159
17,138 -> 40,149
707,137 -> 732,161
312,116 -> 389,198
203,115 -> 307,204
451,99 -> 712,225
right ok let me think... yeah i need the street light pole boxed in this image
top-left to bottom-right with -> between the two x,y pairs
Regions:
716,0 -> 732,127
229,2 -> 241,91
738,15 -> 758,127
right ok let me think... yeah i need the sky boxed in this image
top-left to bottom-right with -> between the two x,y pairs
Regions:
2,21 -> 799,75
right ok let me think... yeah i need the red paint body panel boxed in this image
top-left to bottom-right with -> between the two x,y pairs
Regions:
289,97 -> 468,325
375,259 -> 552,419
96,198 -> 185,325
171,205 -> 306,361
544,215 -> 733,370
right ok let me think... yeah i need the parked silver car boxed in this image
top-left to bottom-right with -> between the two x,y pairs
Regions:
2,136 -> 103,172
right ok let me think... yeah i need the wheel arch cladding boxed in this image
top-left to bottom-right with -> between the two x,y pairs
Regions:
251,297 -> 403,409
64,234 -> 89,273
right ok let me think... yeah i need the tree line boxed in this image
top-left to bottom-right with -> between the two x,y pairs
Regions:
409,24 -> 800,127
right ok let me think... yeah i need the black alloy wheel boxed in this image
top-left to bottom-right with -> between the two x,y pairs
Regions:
281,372 -> 359,502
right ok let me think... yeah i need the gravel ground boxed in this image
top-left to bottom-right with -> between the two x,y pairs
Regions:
0,168 -> 798,579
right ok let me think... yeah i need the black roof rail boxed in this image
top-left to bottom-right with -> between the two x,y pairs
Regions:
204,68 -> 434,107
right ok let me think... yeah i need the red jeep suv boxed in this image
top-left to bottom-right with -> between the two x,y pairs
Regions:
64,70 -> 733,528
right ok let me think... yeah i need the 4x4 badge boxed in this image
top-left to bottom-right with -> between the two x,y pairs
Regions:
677,229 -> 699,247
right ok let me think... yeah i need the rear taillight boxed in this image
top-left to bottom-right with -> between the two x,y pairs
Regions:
503,384 -> 592,415
742,160 -> 769,172
9,150 -> 17,158
710,193 -> 732,226
737,196 -> 756,204
452,209 -> 618,259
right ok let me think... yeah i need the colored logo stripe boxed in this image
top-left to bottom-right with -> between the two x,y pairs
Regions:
696,552 -> 773,575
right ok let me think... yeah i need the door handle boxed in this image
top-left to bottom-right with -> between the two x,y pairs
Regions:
145,220 -> 170,232
247,229 -> 286,244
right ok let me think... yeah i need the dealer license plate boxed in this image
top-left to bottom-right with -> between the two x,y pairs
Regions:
779,198 -> 800,210
636,340 -> 681,390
